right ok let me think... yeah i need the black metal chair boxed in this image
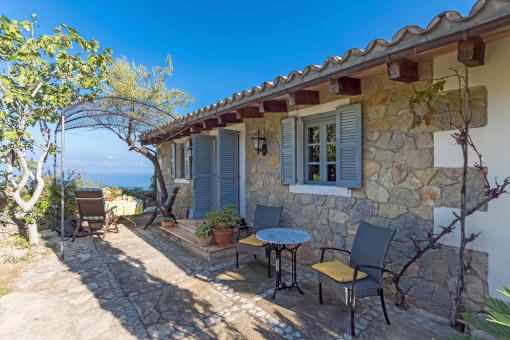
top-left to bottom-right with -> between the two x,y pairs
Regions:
236,204 -> 283,277
312,221 -> 396,337
143,186 -> 179,229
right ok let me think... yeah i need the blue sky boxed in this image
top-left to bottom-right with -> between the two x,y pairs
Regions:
2,0 -> 474,175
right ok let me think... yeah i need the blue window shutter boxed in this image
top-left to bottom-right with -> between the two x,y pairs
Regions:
337,103 -> 362,188
280,117 -> 297,184
217,129 -> 239,212
170,143 -> 176,179
192,134 -> 214,218
184,140 -> 191,180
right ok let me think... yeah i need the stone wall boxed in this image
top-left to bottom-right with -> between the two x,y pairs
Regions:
157,141 -> 193,219
243,59 -> 489,318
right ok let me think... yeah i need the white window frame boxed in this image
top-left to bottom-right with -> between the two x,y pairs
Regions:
303,112 -> 338,186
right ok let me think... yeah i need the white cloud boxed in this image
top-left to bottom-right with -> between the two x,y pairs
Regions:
106,155 -> 114,159
66,160 -> 81,164
138,162 -> 148,167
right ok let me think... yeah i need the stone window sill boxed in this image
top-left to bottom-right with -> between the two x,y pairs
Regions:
174,178 -> 190,184
289,184 -> 351,197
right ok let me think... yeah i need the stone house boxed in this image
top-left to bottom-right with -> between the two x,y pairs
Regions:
141,0 -> 510,317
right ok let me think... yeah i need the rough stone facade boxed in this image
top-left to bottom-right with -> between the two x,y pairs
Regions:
157,141 -> 193,219
158,59 -> 490,318
243,60 -> 489,318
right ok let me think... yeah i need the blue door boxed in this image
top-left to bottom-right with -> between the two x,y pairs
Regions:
192,134 -> 214,218
217,129 -> 239,211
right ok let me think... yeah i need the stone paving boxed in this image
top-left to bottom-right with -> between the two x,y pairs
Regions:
0,217 -> 454,339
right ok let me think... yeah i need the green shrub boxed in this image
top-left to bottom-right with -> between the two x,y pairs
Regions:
195,222 -> 212,238
449,286 -> 510,339
205,206 -> 241,231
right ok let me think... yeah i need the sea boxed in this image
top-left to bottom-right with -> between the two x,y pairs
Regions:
87,172 -> 153,189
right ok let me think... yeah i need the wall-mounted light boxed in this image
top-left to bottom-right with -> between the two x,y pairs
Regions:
251,129 -> 267,156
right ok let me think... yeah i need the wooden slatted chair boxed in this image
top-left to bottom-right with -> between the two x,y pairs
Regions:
311,222 -> 396,337
74,188 -> 119,242
143,186 -> 180,229
236,204 -> 283,277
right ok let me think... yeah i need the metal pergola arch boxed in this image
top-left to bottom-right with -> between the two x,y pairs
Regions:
56,96 -> 183,259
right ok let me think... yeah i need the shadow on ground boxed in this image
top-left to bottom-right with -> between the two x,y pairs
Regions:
0,214 -> 450,339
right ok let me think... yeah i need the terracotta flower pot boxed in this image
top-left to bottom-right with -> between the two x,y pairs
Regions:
196,235 -> 213,247
161,221 -> 175,228
212,229 -> 235,246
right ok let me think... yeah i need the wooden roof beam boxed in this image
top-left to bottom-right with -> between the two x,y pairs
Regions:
219,112 -> 243,124
387,58 -> 419,83
178,128 -> 191,137
330,77 -> 361,96
289,90 -> 320,105
236,107 -> 264,119
259,100 -> 287,113
190,123 -> 207,134
203,118 -> 226,128
458,36 -> 485,67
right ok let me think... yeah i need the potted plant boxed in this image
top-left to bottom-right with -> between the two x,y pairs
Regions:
195,222 -> 213,247
161,217 -> 175,228
207,206 -> 241,246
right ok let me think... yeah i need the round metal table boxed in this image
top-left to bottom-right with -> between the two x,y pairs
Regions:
256,228 -> 311,298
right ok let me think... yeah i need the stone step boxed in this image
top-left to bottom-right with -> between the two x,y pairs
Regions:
176,218 -> 205,234
160,225 -> 237,262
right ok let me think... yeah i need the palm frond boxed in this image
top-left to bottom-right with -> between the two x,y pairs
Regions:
462,312 -> 510,340
447,331 -> 481,340
485,296 -> 510,318
498,286 -> 510,299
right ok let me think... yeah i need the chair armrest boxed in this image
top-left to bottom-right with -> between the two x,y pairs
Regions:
236,226 -> 252,241
319,247 -> 351,262
353,264 -> 392,274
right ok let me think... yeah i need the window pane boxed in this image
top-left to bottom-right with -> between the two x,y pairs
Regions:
308,126 -> 320,144
327,164 -> 336,182
308,146 -> 320,162
327,124 -> 336,142
327,144 -> 336,162
308,165 -> 320,182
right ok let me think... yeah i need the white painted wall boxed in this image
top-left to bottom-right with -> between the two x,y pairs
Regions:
209,123 -> 247,218
433,36 -> 510,298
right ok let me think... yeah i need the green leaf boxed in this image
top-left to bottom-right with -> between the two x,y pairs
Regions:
485,296 -> 510,317
21,20 -> 31,32
4,130 -> 19,140
462,312 -> 510,340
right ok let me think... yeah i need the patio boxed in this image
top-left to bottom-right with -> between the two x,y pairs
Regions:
0,217 -> 452,339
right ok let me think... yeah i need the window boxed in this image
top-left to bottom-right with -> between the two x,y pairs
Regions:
171,140 -> 191,180
304,117 -> 337,185
280,103 -> 362,188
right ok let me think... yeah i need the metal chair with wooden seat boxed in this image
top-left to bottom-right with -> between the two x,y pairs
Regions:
74,188 -> 119,242
236,204 -> 283,277
312,221 -> 396,337
143,186 -> 180,229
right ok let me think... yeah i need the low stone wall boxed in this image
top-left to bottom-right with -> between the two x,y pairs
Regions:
243,59 -> 489,317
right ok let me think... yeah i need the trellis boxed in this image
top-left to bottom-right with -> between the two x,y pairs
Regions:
56,96 -> 182,259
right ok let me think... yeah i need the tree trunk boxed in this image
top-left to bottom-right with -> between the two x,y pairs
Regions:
27,223 -> 39,244
144,152 -> 168,202
454,71 -> 470,331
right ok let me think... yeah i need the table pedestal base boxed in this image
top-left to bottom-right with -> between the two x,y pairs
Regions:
272,243 -> 304,299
